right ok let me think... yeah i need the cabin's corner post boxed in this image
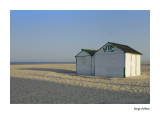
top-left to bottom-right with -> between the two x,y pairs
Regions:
76,57 -> 77,74
140,55 -> 141,75
124,53 -> 126,78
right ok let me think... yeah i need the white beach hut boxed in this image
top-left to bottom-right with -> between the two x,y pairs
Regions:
75,49 -> 97,75
75,42 -> 142,78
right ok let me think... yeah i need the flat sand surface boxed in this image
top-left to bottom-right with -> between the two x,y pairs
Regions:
10,62 -> 150,104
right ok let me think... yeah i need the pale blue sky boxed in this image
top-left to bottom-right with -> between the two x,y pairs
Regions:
10,10 -> 150,62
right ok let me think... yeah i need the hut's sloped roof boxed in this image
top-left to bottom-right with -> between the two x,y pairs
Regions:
108,42 -> 142,55
81,49 -> 97,56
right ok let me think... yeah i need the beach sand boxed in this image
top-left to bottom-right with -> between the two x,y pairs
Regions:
10,62 -> 150,104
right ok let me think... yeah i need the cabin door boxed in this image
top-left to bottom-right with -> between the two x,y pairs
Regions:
130,54 -> 136,76
135,55 -> 137,76
130,54 -> 132,76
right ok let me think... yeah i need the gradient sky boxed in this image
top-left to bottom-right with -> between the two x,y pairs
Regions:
10,10 -> 150,62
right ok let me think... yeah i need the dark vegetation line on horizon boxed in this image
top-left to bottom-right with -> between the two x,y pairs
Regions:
10,61 -> 149,65
10,62 -> 76,65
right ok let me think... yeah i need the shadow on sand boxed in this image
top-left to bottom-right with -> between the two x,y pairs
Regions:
19,68 -> 76,74
18,68 -> 149,88
18,67 -> 113,80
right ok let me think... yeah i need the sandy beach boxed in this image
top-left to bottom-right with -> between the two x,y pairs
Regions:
10,62 -> 150,104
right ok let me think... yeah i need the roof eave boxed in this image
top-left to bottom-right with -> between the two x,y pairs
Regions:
124,52 -> 143,55
109,42 -> 142,55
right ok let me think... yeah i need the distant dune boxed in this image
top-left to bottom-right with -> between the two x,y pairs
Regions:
10,62 -> 150,104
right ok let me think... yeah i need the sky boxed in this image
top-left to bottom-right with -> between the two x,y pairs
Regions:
10,10 -> 150,62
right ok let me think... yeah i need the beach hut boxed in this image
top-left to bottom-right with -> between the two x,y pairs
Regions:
75,42 -> 142,78
75,49 -> 97,75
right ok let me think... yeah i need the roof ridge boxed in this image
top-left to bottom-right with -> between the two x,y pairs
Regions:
81,49 -> 97,56
108,42 -> 129,47
81,49 -> 97,51
108,42 -> 142,55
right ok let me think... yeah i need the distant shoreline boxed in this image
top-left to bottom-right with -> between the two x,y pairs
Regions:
10,62 -> 76,65
10,61 -> 149,65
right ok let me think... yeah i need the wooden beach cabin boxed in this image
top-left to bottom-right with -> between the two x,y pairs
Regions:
75,49 -> 97,75
75,42 -> 142,78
